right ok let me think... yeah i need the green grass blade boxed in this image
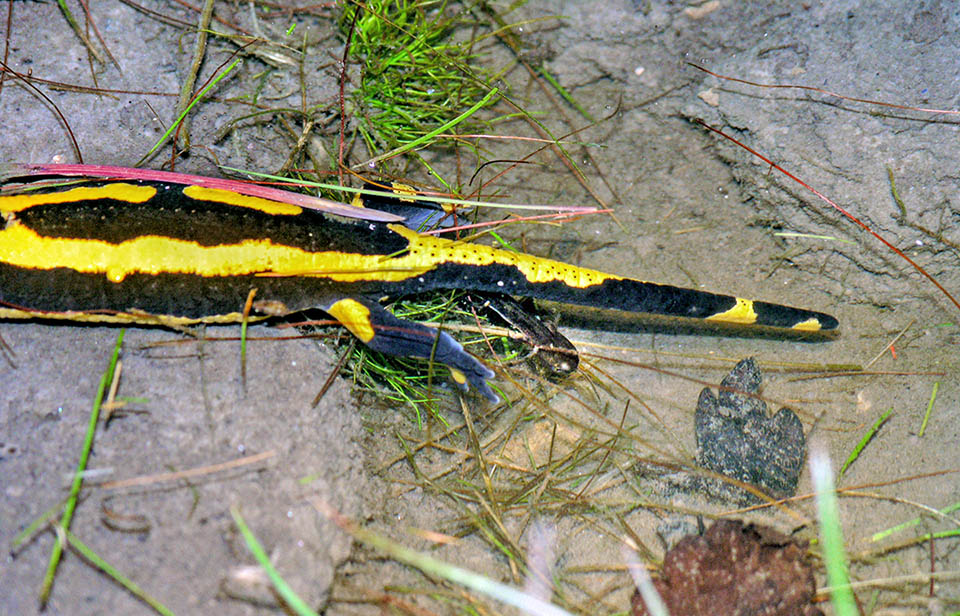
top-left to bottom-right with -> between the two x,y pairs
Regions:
871,500 -> 960,542
837,407 -> 892,481
810,442 -> 859,616
11,499 -> 67,552
139,57 -> 242,163
230,506 -> 320,616
363,87 -> 500,168
56,0 -> 106,63
317,500 -> 573,616
774,231 -> 857,244
917,380 -> 940,437
39,330 -> 125,606
64,528 -> 174,616
537,68 -> 595,122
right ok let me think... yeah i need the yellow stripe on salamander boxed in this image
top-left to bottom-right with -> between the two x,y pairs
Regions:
0,217 -> 624,290
0,223 -> 434,282
183,186 -> 303,216
704,297 -> 758,325
0,183 -> 157,212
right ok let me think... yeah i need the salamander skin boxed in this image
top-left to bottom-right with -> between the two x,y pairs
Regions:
0,180 -> 838,401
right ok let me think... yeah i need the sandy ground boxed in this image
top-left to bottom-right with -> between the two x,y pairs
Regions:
1,1 -> 957,614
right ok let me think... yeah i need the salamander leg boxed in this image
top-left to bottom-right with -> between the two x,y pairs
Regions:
473,292 -> 579,379
323,296 -> 497,402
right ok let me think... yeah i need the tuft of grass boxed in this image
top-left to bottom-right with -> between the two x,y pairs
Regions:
339,0 -> 501,168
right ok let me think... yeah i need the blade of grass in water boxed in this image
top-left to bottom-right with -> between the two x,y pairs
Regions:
313,499 -> 574,616
810,442 -> 858,616
871,500 -> 960,543
837,407 -> 892,481
39,330 -> 125,607
917,380 -> 940,437
138,57 -> 241,163
230,506 -> 320,616
62,527 -> 173,616
11,499 -> 67,552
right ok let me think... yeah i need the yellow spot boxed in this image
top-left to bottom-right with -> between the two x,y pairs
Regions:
183,185 -> 302,216
388,224 -> 621,288
0,183 -> 157,212
350,193 -> 365,208
326,298 -> 375,342
391,183 -> 418,201
449,367 -> 468,386
705,297 -> 758,325
106,267 -> 127,283
791,317 -> 822,332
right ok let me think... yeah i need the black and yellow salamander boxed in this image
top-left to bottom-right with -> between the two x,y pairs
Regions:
0,178 -> 838,402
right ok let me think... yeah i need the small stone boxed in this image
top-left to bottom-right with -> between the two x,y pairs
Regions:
631,520 -> 823,616
698,88 -> 720,106
695,358 -> 806,502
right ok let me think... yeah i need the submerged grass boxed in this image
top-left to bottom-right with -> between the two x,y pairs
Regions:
231,506 -> 320,616
339,0 -> 501,166
837,406 -> 893,482
38,330 -> 125,607
810,443 -> 859,616
324,289 -> 522,425
315,497 -> 577,616
61,529 -> 173,616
